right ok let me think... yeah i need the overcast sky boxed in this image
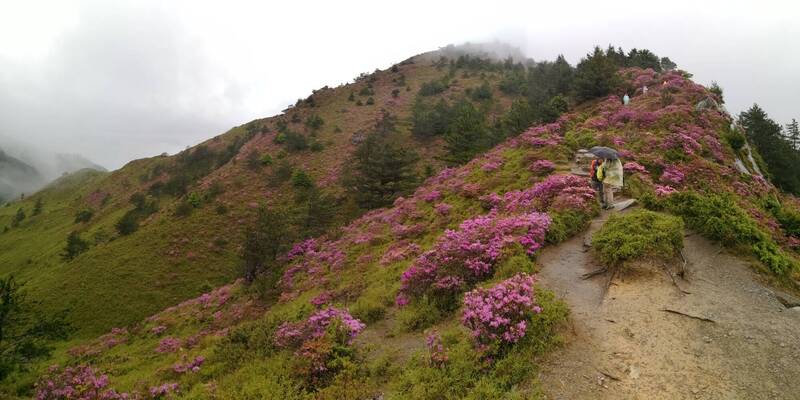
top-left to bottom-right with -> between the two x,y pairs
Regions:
1,0 -> 798,170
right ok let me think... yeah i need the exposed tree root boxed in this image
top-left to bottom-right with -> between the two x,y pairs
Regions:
660,308 -> 716,323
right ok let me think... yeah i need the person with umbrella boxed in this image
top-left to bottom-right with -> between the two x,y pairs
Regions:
589,146 -> 624,209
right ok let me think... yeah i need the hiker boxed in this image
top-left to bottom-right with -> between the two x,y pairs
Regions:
595,158 -> 624,209
622,93 -> 630,105
642,85 -> 649,95
590,158 -> 605,207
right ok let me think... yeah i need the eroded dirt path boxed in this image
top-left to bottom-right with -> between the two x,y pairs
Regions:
536,210 -> 800,400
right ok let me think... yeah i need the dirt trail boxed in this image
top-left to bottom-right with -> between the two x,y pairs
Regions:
536,209 -> 800,400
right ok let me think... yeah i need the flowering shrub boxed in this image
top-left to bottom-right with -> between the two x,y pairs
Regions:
623,162 -> 648,174
426,332 -> 448,367
481,159 -> 502,172
35,365 -> 130,400
422,190 -> 442,202
397,213 -> 550,306
660,166 -> 685,185
655,185 -> 677,196
274,308 -> 365,383
461,273 -> 541,346
380,241 -> 422,266
310,291 -> 333,307
494,174 -> 596,214
280,240 -> 345,292
149,383 -> 179,398
434,202 -> 452,216
156,337 -> 181,353
173,356 -> 205,374
274,307 -> 365,349
530,159 -> 556,175
150,325 -> 167,336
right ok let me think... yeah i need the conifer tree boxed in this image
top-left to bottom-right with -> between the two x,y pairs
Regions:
345,113 -> 419,209
739,105 -> 800,194
786,119 -> 800,150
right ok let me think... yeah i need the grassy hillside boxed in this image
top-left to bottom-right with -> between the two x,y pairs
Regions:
13,65 -> 800,398
0,49 -> 561,340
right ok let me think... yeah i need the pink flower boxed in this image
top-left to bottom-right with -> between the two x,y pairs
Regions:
461,273 -> 541,346
655,185 -> 677,196
530,160 -> 556,175
660,166 -> 685,185
156,337 -> 181,353
623,162 -> 647,174
434,202 -> 452,216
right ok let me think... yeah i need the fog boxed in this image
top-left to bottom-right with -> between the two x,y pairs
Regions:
1,0 -> 798,171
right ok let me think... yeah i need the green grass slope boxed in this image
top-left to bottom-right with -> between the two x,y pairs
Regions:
13,65 -> 800,399
0,50 -> 549,339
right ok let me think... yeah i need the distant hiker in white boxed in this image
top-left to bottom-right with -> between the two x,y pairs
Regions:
622,93 -> 630,105
642,85 -> 648,95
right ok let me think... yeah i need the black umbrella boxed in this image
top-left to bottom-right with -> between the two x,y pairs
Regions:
588,146 -> 619,160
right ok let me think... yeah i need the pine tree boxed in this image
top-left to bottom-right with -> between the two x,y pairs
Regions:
33,198 -> 43,216
62,231 -> 89,261
573,47 -> 621,102
0,276 -> 70,380
11,208 -> 25,228
241,206 -> 294,283
786,119 -> 800,150
443,99 -> 490,165
739,105 -> 800,194
345,129 -> 419,209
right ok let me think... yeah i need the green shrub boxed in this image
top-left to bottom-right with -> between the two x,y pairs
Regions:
305,114 -> 325,132
419,79 -> 448,96
563,129 -> 598,151
350,293 -> 387,324
723,129 -> 746,151
74,209 -> 94,223
174,200 -> 193,217
493,252 -> 536,279
592,210 -> 684,267
284,130 -> 309,152
114,211 -> 139,235
546,209 -> 596,244
62,231 -> 89,261
260,154 -> 273,166
291,170 -> 314,190
366,97 -> 375,105
659,191 -> 798,276
397,299 -> 443,331
310,141 -> 325,152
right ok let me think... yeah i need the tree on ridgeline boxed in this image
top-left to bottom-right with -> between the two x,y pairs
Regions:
573,46 -> 621,102
785,119 -> 800,150
739,104 -> 800,195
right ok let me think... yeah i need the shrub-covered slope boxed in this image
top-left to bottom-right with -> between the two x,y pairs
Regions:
22,66 -> 800,399
0,50 -> 554,339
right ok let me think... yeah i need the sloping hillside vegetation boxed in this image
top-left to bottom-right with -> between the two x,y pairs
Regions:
13,58 -> 800,398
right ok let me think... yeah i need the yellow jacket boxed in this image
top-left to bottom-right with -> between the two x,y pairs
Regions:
598,159 -> 623,188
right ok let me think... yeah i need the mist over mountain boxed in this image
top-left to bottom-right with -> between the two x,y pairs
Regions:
0,142 -> 106,201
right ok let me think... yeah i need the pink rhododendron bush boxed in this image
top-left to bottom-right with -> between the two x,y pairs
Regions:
35,365 -> 131,400
462,273 -> 541,346
273,307 -> 365,383
396,212 -> 551,307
